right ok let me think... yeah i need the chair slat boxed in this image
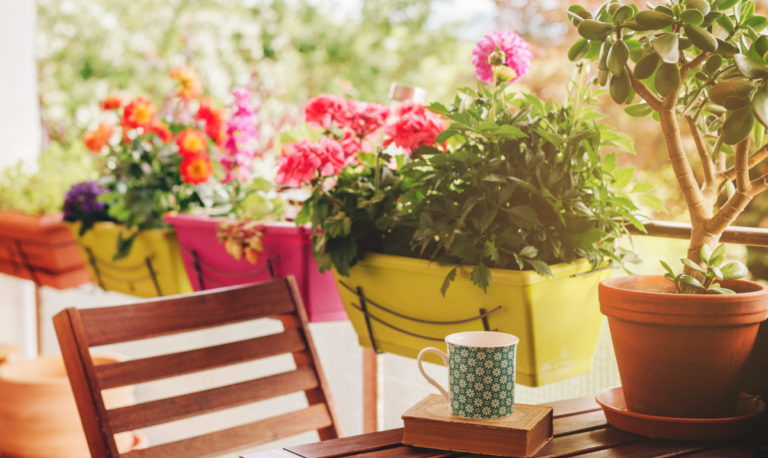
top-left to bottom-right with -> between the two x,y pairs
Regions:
108,366 -> 319,433
81,279 -> 296,346
121,404 -> 332,458
96,327 -> 306,389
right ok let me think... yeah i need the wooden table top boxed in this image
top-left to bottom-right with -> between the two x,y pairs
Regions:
244,395 -> 768,457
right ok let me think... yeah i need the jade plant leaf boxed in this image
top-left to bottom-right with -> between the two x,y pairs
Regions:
655,62 -> 681,95
722,106 -> 755,145
635,10 -> 675,29
734,54 -> 768,79
610,68 -> 632,103
613,5 -> 635,24
709,81 -> 755,106
752,85 -> 768,128
685,25 -> 718,52
624,102 -> 654,117
578,20 -> 614,40
681,9 -> 705,26
652,33 -> 680,64
688,0 -> 711,15
607,40 -> 630,75
721,261 -> 748,279
568,38 -> 590,61
634,53 -> 660,79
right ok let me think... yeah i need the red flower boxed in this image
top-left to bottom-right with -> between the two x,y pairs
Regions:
149,120 -> 172,143
304,94 -> 348,129
122,97 -> 157,130
276,138 -> 345,187
179,154 -> 213,184
344,100 -> 390,138
176,129 -> 208,156
100,94 -> 127,110
196,98 -> 226,144
82,122 -> 114,152
169,65 -> 203,100
383,101 -> 446,153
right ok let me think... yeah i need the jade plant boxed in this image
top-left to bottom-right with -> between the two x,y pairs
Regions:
661,244 -> 748,293
569,0 -> 768,281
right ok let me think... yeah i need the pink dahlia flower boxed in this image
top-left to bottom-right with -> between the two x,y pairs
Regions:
383,101 -> 446,153
276,138 -> 346,187
472,31 -> 532,84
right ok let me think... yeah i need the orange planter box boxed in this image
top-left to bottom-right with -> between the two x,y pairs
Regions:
0,211 -> 90,289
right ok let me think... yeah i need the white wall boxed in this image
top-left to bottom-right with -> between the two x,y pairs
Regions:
0,0 -> 40,168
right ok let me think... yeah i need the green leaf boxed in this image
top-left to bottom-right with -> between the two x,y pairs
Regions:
603,152 -> 617,172
681,257 -> 707,275
568,38 -> 590,61
715,39 -> 738,58
484,240 -> 500,262
680,274 -> 704,289
613,167 -> 633,188
608,40 -> 630,75
709,287 -> 736,294
681,9 -> 705,26
711,244 -> 727,266
703,55 -> 724,75
568,5 -> 592,26
520,245 -> 538,258
734,54 -> 768,79
113,231 -> 138,261
655,63 -> 681,96
632,182 -> 653,192
610,68 -> 632,104
625,102 -> 654,117
639,194 -> 667,212
721,261 -> 748,279
635,10 -> 675,29
685,25 -> 718,52
495,125 -> 527,140
688,0 -> 711,15
715,0 -> 739,10
722,106 -> 755,145
634,53 -> 660,79
660,259 -> 675,275
652,33 -> 680,64
745,15 -> 768,32
613,5 -> 635,24
710,266 -> 724,280
526,259 -> 553,277
440,267 -> 458,297
700,244 -> 713,263
471,262 -> 492,293
578,20 -> 614,40
752,85 -> 768,128
709,81 -> 755,106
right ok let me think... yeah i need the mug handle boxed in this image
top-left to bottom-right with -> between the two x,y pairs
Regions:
417,347 -> 450,402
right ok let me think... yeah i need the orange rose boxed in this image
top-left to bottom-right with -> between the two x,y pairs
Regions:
100,94 -> 127,110
82,122 -> 115,152
122,97 -> 157,130
169,65 -> 203,100
179,154 -> 213,184
176,129 -> 208,156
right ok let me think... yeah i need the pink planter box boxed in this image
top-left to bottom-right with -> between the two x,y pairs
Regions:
164,214 -> 346,322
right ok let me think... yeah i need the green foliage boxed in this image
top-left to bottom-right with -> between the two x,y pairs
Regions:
0,143 -> 96,214
660,244 -> 747,293
568,0 -> 768,145
402,74 -> 641,292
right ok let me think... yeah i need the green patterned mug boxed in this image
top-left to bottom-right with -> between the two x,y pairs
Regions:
417,331 -> 519,419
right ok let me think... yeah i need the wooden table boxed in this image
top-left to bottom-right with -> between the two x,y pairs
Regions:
244,395 -> 768,457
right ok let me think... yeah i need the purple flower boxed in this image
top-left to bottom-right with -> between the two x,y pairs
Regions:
222,87 -> 259,183
63,181 -> 108,221
472,31 -> 533,84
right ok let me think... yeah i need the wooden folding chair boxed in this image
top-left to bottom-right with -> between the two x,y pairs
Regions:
53,277 -> 342,457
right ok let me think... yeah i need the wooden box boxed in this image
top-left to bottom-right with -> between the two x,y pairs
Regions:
402,395 -> 553,457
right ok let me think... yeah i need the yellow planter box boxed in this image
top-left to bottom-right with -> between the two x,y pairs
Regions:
68,222 -> 192,298
334,253 -> 611,387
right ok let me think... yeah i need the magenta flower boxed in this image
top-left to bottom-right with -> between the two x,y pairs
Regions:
304,94 -> 349,129
276,138 -> 346,187
472,31 -> 532,84
222,87 -> 259,183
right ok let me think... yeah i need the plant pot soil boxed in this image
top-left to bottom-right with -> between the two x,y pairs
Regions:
68,221 -> 192,298
165,214 -> 346,322
0,354 -> 135,457
335,253 -> 610,387
599,275 -> 768,419
0,211 -> 90,289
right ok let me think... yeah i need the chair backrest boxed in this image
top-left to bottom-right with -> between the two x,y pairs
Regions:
53,277 -> 342,458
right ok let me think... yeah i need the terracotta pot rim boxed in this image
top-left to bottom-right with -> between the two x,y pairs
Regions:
601,275 -> 768,299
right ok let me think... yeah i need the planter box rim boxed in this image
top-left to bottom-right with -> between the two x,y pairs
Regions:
348,252 -> 601,286
164,213 -> 303,231
0,210 -> 64,231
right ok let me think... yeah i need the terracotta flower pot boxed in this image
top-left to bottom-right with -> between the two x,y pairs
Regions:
0,355 -> 135,457
599,275 -> 768,418
0,211 -> 90,289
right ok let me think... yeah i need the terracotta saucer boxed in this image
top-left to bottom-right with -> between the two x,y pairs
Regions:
596,386 -> 766,441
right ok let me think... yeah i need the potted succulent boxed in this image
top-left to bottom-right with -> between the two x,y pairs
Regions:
0,143 -> 94,289
64,66 -> 239,298
569,0 -> 768,418
277,32 -> 641,386
164,88 -> 346,322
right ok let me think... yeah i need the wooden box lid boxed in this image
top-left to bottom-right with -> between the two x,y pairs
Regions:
402,395 -> 553,457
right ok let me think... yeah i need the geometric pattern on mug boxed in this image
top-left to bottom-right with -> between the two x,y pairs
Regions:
448,342 -> 516,418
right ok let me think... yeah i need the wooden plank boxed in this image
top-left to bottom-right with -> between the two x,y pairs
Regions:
553,410 -> 607,436
52,309 -> 120,457
587,439 -> 732,457
95,328 -> 306,389
541,396 -> 601,418
240,451 -> 303,458
122,404 -> 332,458
630,221 -> 768,247
108,366 -> 319,433
80,279 -> 296,345
354,446 -> 460,457
686,443 -> 767,457
286,428 -> 405,458
363,347 -> 378,433
534,427 -> 645,457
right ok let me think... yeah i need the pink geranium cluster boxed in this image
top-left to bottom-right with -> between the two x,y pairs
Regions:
277,94 -> 445,188
472,31 -> 532,84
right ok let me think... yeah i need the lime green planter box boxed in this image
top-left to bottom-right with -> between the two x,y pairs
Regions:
334,253 -> 610,387
68,222 -> 192,298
